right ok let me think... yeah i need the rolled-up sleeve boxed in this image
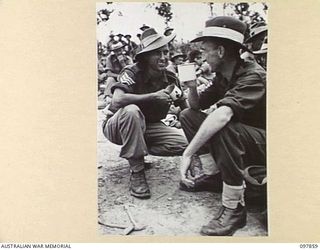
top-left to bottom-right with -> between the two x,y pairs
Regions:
110,69 -> 136,94
216,72 -> 265,120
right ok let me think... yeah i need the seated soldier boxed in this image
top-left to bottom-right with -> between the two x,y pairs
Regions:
102,28 -> 188,199
242,22 -> 267,67
166,51 -> 186,76
252,37 -> 267,70
103,42 -> 133,99
124,34 -> 139,59
179,16 -> 266,236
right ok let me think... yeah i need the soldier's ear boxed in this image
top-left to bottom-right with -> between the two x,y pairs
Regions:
217,45 -> 225,59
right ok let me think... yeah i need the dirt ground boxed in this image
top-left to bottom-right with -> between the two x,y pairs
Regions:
97,110 -> 268,236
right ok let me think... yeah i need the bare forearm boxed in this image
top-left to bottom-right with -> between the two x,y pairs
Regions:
113,92 -> 155,108
183,106 -> 233,157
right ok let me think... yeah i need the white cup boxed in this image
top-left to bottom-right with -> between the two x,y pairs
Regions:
177,63 -> 197,82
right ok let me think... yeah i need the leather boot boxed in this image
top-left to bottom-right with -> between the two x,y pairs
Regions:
200,204 -> 247,236
129,170 -> 151,199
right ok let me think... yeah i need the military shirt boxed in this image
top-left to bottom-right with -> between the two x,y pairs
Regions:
199,60 -> 266,129
109,63 -> 186,123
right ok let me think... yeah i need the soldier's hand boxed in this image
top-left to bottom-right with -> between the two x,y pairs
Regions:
153,89 -> 172,103
180,154 -> 195,188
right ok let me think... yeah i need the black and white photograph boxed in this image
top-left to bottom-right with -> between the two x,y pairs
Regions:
96,2 -> 268,236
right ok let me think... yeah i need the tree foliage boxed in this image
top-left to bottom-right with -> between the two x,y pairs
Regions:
232,3 -> 266,24
155,2 -> 173,27
205,2 -> 267,25
97,2 -> 114,25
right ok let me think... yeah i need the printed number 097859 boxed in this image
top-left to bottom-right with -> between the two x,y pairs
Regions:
300,244 -> 318,248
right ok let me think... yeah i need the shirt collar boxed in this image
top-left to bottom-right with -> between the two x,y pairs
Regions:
229,59 -> 245,83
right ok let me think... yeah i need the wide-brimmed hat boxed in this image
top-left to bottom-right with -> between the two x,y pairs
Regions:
170,51 -> 185,61
164,27 -> 174,36
191,16 -> 249,51
135,28 -> 176,59
245,22 -> 267,43
110,42 -> 125,51
124,34 -> 132,39
140,24 -> 150,31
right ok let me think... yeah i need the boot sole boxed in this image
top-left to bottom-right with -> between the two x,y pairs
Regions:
200,219 -> 247,236
130,189 -> 151,199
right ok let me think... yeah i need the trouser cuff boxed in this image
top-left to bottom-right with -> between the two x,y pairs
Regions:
128,158 -> 145,173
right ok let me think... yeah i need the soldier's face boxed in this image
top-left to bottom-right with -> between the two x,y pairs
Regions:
174,56 -> 184,66
194,55 -> 203,66
114,48 -> 123,56
201,40 -> 222,72
146,45 -> 170,71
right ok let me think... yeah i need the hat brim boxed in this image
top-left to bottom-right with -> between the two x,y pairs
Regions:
135,33 -> 176,59
164,28 -> 174,34
253,49 -> 267,55
111,44 -> 126,51
191,35 -> 252,53
171,54 -> 185,61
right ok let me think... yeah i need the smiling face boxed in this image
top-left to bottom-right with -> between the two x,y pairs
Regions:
194,54 -> 203,66
173,56 -> 184,66
145,45 -> 170,72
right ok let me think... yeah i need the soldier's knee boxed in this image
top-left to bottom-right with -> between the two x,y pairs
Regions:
122,104 -> 143,119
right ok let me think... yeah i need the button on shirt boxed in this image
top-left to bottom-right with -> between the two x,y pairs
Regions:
109,63 -> 186,123
198,60 -> 266,129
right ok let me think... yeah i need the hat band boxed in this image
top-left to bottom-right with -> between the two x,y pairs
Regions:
141,34 -> 161,48
202,26 -> 244,44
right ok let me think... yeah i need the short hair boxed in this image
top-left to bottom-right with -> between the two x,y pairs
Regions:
204,37 -> 241,60
188,49 -> 202,63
